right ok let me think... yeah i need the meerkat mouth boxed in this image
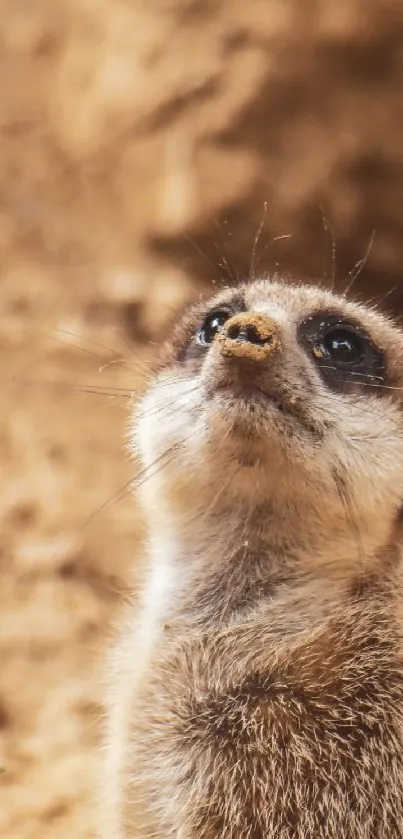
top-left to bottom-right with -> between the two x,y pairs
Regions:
209,373 -> 296,411
209,379 -> 322,440
213,381 -> 288,412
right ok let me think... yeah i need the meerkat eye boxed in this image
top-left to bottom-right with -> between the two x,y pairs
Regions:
197,310 -> 231,346
319,326 -> 365,364
299,312 -> 386,390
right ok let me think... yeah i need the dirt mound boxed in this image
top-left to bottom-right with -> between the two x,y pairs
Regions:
1,1 -> 403,836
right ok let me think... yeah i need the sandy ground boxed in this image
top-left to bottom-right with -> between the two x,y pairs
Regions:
1,1 -> 403,837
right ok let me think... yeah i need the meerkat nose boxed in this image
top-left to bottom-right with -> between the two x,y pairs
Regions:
217,312 -> 283,362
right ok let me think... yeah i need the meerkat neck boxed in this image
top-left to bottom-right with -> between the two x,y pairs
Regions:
146,498 -> 373,629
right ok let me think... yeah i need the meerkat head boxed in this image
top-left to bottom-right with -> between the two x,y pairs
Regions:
133,278 -> 403,581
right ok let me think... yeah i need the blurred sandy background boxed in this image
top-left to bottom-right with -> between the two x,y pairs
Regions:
1,1 -> 403,837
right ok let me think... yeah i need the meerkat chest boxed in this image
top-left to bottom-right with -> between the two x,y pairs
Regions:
131,621 -> 403,839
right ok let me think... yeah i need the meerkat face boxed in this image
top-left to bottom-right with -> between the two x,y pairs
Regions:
134,278 -> 403,567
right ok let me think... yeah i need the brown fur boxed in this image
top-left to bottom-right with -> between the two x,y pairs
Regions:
102,278 -> 403,838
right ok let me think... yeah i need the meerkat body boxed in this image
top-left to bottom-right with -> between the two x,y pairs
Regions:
103,279 -> 403,838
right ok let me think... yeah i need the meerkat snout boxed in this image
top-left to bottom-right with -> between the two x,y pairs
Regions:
216,312 -> 283,362
102,278 -> 403,839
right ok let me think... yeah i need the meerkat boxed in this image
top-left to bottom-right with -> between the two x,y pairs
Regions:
102,277 -> 403,839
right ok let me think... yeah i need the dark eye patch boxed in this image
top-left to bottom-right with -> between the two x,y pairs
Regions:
175,292 -> 247,364
298,311 -> 386,393
153,291 -> 247,372
197,310 -> 232,346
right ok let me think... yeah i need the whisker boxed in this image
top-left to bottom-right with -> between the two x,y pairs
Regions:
271,234 -> 293,244
213,219 -> 239,284
8,370 -> 202,403
47,328 -> 153,378
365,286 -> 397,309
45,377 -> 138,395
247,233 -> 292,276
98,358 -> 133,374
187,461 -> 243,532
82,432 -> 202,531
129,426 -> 204,494
286,382 -> 403,433
8,378 -> 138,400
54,327 -> 122,358
317,365 -> 385,383
249,202 -> 268,282
55,325 -> 173,376
83,475 -> 138,528
344,230 -> 376,296
52,442 -> 190,575
117,320 -> 154,365
318,365 -> 403,394
183,233 -> 225,287
319,206 -> 337,291
311,387 -> 403,428
134,385 -> 201,423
